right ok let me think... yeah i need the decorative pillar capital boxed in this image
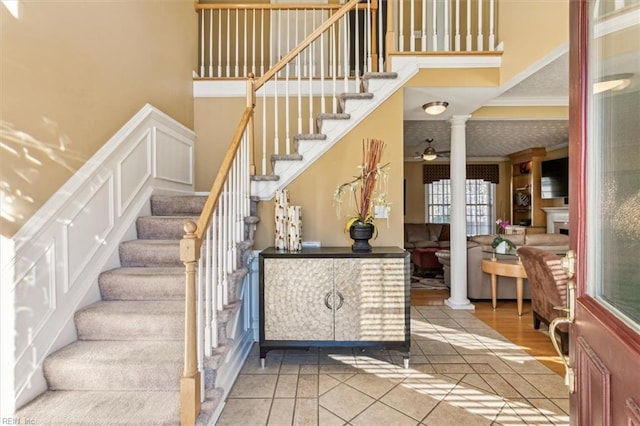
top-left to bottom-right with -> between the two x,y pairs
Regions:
449,114 -> 472,127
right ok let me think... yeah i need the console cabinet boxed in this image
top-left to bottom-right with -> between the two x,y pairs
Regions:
259,247 -> 410,366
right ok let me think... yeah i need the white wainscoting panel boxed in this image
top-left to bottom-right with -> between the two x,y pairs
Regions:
118,131 -> 152,216
4,104 -> 196,409
153,127 -> 194,185
13,240 -> 56,358
66,175 -> 115,288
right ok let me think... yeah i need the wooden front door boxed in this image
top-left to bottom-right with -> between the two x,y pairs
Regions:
569,1 -> 640,424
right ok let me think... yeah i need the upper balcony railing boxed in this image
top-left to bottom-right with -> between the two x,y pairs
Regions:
195,0 -> 501,80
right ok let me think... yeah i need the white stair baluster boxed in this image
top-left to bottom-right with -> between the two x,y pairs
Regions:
262,90 -> 267,174
235,11 -> 239,76
410,0 -> 415,52
399,0 -> 404,52
466,0 -> 472,51
444,0 -> 450,51
320,31 -> 326,114
200,11 -> 205,77
432,0 -> 438,51
421,0 -> 427,51
209,10 -> 214,77
226,10 -> 231,76
218,10 -> 222,77
455,0 -> 461,51
378,0 -> 383,70
260,10 -> 265,76
477,0 -> 483,51
488,0 -> 495,51
243,10 -> 248,76
332,23 -> 338,112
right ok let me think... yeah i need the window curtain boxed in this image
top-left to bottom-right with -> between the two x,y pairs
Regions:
423,164 -> 500,184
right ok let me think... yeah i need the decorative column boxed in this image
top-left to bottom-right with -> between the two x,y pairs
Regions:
445,115 -> 474,311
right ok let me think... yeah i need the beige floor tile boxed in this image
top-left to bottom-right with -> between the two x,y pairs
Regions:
497,399 -> 557,425
526,398 -> 571,424
319,383 -> 375,421
422,401 -> 494,426
326,372 -> 356,382
459,374 -> 494,393
428,354 -> 467,364
442,384 -> 505,419
230,374 -> 278,398
345,372 -> 401,399
299,364 -> 318,374
415,307 -> 450,319
409,363 -> 437,375
267,398 -> 295,426
351,401 -> 419,426
274,374 -> 298,398
471,363 -> 496,374
279,363 -> 300,375
433,363 -> 476,374
463,355 -> 515,373
380,380 -> 441,421
550,397 -> 570,415
216,398 -> 272,426
319,364 -> 359,374
479,374 -> 522,398
318,407 -> 348,426
520,374 -> 569,399
416,340 -> 458,355
293,398 -> 318,425
241,356 -> 282,375
499,373 -> 544,398
297,374 -> 318,398
319,374 -> 342,396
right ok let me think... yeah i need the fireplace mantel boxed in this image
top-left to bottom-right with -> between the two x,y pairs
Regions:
542,207 -> 569,233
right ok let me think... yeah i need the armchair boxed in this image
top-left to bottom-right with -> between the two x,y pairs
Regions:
516,246 -> 570,354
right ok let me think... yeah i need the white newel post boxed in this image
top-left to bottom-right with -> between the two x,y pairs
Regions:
445,115 -> 474,310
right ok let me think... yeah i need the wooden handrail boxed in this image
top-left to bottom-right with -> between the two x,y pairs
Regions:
255,0 -> 361,90
194,107 -> 253,242
196,2 -> 376,12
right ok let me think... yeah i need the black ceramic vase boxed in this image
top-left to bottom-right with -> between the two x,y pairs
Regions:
349,223 -> 374,252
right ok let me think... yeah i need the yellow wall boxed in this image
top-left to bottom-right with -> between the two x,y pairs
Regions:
498,0 -> 569,84
1,0 -> 197,237
253,91 -> 405,250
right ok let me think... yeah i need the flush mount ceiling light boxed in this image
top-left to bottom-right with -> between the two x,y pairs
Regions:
422,101 -> 449,115
593,73 -> 633,94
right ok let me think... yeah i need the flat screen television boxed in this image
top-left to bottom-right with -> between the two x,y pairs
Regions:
541,157 -> 569,199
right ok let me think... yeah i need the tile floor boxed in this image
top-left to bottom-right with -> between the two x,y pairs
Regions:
217,306 -> 569,425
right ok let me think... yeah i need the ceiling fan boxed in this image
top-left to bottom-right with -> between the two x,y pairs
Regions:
414,139 -> 450,161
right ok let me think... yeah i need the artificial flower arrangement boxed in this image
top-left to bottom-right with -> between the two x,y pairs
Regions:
491,218 -> 516,252
333,138 -> 390,235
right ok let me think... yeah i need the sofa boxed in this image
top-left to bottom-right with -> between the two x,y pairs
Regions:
438,233 -> 569,300
404,223 -> 450,275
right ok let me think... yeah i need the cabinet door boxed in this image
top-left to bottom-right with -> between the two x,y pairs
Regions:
263,258 -> 334,341
333,258 -> 406,341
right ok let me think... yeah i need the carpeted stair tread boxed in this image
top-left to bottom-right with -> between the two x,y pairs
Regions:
119,239 -> 181,267
75,300 -> 183,340
16,390 -> 180,425
136,215 -> 199,240
44,340 -> 182,391
150,194 -> 207,216
99,267 -> 184,300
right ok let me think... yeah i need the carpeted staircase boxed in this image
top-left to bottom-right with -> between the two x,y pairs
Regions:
17,194 -> 258,425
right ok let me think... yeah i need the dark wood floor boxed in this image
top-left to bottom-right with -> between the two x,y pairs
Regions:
411,288 -> 565,376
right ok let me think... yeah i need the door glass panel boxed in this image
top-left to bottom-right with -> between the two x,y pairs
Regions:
588,1 -> 640,329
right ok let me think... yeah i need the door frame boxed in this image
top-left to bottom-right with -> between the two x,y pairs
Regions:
569,0 -> 640,423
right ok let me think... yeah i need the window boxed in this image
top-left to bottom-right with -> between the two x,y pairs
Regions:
426,179 -> 494,236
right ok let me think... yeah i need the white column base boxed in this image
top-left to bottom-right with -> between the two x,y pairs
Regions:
445,298 -> 475,310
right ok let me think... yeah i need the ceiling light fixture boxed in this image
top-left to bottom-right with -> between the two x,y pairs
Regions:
422,101 -> 449,115
422,146 -> 438,161
593,73 -> 633,94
